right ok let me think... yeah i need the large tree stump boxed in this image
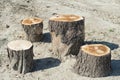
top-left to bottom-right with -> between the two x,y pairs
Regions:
74,44 -> 111,77
21,17 -> 43,42
7,40 -> 34,74
49,14 -> 85,59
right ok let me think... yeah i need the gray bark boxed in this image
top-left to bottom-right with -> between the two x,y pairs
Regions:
22,22 -> 43,42
49,17 -> 85,60
74,47 -> 111,77
7,45 -> 33,74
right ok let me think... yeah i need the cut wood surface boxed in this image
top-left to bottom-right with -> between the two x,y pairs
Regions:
74,44 -> 111,77
7,40 -> 34,74
49,14 -> 85,60
50,14 -> 81,22
21,18 -> 43,42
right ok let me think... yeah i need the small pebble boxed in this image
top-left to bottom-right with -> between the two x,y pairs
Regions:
48,48 -> 52,52
46,6 -> 50,8
27,0 -> 30,3
6,25 -> 10,28
52,13 -> 57,15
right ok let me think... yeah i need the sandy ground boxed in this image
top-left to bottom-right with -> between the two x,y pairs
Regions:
0,0 -> 120,80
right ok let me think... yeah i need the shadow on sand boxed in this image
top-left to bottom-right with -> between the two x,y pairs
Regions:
41,32 -> 51,43
32,57 -> 61,72
111,60 -> 120,76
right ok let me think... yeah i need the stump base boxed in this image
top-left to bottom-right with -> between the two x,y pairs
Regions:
22,18 -> 43,42
49,14 -> 85,60
7,40 -> 34,74
74,44 -> 111,77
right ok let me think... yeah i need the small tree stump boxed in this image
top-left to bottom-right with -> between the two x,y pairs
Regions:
21,18 -> 43,42
7,40 -> 34,74
49,14 -> 85,59
74,44 -> 111,77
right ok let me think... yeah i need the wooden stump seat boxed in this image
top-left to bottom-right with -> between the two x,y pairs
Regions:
21,18 -> 43,42
49,14 -> 85,60
74,44 -> 111,77
7,40 -> 34,74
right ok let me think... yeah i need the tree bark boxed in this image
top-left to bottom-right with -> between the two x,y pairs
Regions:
7,40 -> 34,74
49,14 -> 85,60
74,44 -> 111,77
21,18 -> 43,42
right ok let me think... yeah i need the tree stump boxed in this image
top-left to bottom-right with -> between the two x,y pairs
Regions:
49,14 -> 85,60
74,44 -> 111,77
21,17 -> 43,42
7,40 -> 34,74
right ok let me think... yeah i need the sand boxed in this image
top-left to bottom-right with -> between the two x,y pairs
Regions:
0,0 -> 120,80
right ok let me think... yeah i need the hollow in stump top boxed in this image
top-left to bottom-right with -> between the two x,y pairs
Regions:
21,18 -> 43,25
7,40 -> 33,51
81,44 -> 110,56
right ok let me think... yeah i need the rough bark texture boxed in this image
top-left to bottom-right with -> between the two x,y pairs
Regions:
22,21 -> 43,42
49,16 -> 85,60
7,44 -> 34,74
74,45 -> 111,77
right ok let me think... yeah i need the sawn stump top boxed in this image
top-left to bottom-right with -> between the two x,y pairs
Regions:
81,44 -> 110,56
49,14 -> 83,22
21,17 -> 43,25
7,40 -> 33,51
